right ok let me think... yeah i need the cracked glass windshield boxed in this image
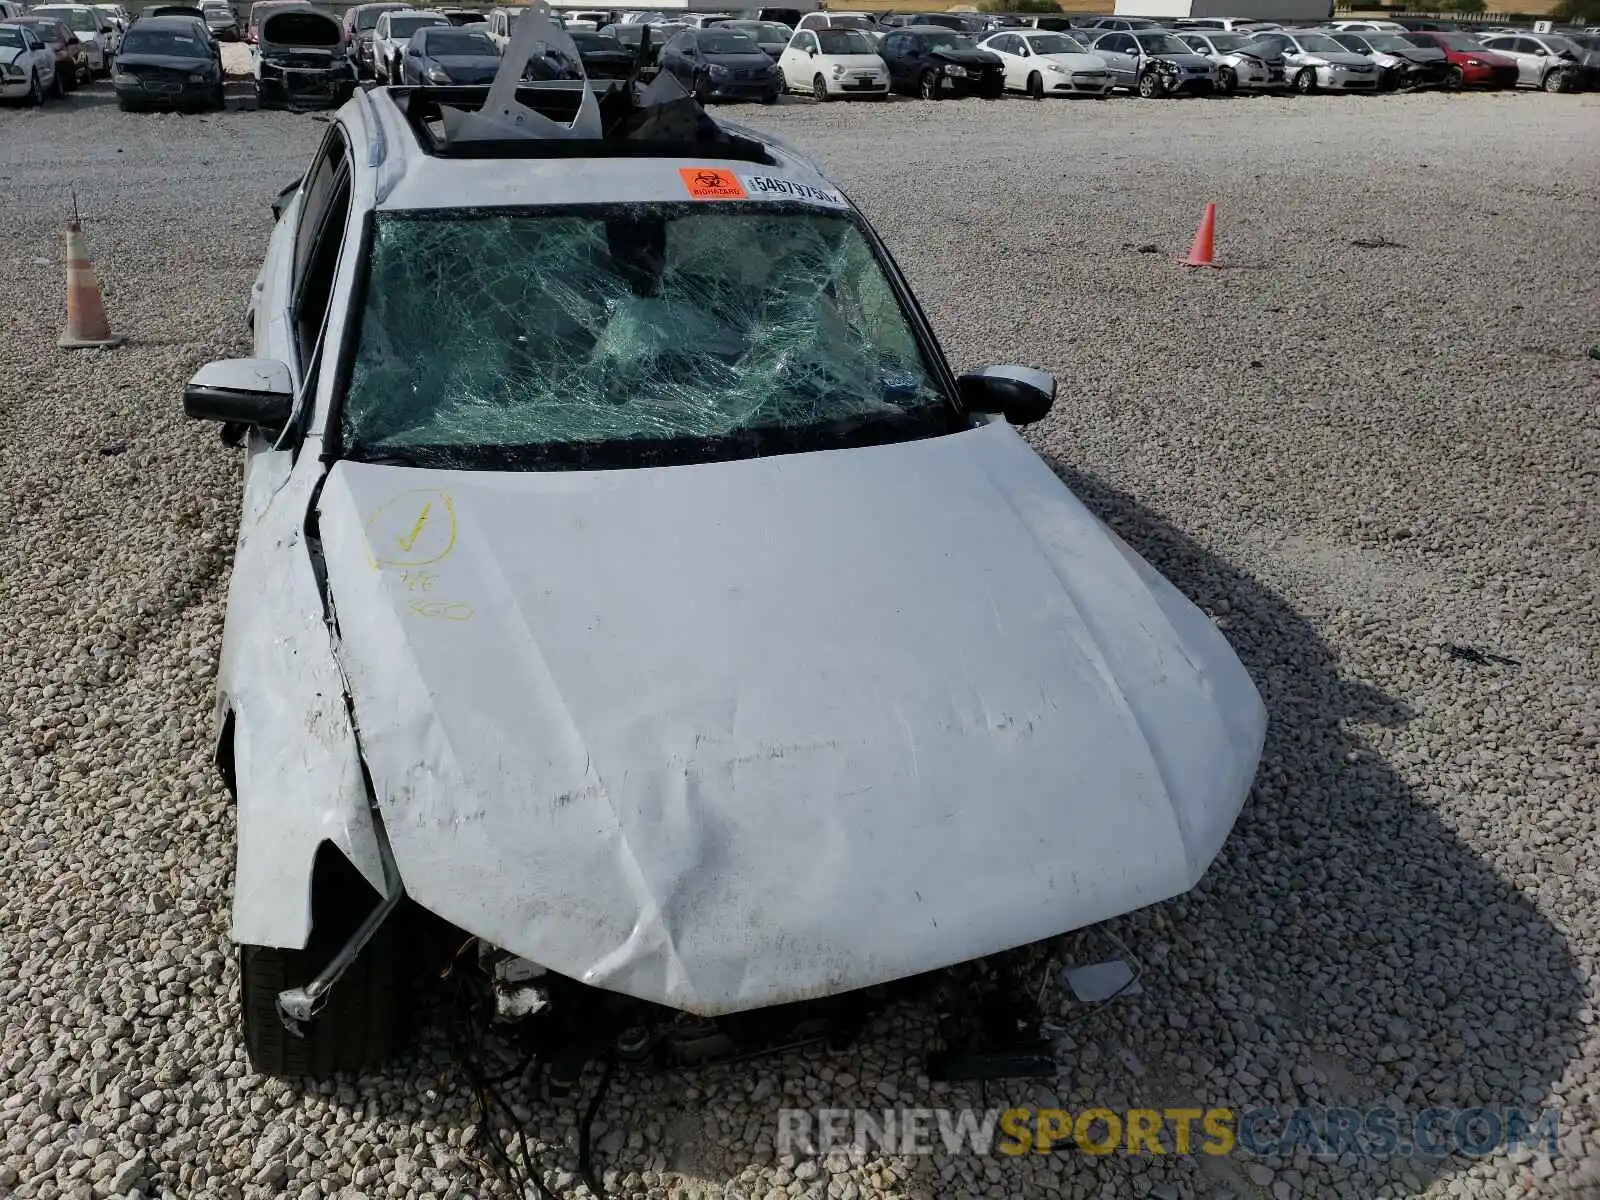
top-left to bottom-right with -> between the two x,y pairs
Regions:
339,206 -> 952,469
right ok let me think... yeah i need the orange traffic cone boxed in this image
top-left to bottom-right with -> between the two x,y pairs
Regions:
59,219 -> 125,349
1181,202 -> 1219,268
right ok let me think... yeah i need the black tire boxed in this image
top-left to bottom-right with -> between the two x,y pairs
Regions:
1293,66 -> 1316,94
1026,70 -> 1043,99
26,71 -> 43,106
1136,69 -> 1160,98
1444,64 -> 1463,90
1541,68 -> 1568,93
918,68 -> 940,100
1217,65 -> 1236,94
210,82 -> 226,110
812,72 -> 828,102
239,855 -> 402,1079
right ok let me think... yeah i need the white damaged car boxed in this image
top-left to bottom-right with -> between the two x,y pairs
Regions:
187,15 -> 1265,1078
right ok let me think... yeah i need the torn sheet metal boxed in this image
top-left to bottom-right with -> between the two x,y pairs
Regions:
313,420 -> 1266,1015
220,441 -> 387,950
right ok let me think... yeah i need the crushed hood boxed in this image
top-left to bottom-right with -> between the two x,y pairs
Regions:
315,423 -> 1265,1014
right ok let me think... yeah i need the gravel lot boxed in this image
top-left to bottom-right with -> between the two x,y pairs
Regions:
2,84 -> 1598,1200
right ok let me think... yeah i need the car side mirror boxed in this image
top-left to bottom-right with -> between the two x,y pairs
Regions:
958,366 -> 1056,426
184,359 -> 294,443
807,45 -> 816,55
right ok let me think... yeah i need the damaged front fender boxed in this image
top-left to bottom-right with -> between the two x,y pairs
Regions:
220,442 -> 387,950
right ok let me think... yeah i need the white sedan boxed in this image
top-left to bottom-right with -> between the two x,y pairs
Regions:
977,29 -> 1113,97
0,20 -> 60,101
778,26 -> 887,99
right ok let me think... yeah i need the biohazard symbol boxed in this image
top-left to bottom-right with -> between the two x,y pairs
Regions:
679,167 -> 747,200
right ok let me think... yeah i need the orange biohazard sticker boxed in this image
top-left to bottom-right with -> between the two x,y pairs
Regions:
679,167 -> 747,200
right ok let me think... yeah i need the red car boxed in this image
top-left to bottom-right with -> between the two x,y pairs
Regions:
1401,30 -> 1519,87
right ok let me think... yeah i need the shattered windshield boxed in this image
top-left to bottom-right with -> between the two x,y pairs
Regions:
339,206 -> 953,470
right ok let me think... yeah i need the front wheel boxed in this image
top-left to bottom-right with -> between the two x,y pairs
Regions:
1136,69 -> 1161,98
1026,70 -> 1043,100
239,857 -> 403,1079
812,72 -> 828,102
26,71 -> 43,106
1542,68 -> 1570,93
1216,65 -> 1236,94
1293,66 -> 1316,94
1444,63 -> 1464,90
918,68 -> 940,100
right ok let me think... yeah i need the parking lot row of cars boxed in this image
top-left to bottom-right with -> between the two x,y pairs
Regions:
334,3 -> 1600,102
5,1 -> 1599,109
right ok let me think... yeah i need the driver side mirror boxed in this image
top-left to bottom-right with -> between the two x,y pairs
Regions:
184,358 -> 294,446
957,365 -> 1056,426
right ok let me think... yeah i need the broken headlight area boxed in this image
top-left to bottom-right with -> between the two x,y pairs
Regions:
430,929 -> 1133,1089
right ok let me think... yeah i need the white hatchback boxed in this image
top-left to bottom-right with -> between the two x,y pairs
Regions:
778,25 -> 887,99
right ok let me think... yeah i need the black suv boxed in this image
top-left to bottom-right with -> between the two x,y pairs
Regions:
878,24 -> 1003,98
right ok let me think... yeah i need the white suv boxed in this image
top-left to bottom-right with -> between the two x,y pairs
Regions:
181,14 -> 1263,1086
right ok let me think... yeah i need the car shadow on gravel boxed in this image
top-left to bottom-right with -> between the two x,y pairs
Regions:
321,464 -> 1586,1200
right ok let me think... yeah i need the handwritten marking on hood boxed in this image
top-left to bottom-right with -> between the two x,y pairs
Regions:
363,488 -> 458,568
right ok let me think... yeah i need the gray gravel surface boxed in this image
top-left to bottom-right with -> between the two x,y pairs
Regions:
2,84 -> 1598,1200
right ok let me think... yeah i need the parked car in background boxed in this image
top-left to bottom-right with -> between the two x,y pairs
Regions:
0,20 -> 62,102
878,24 -> 1001,98
1325,29 -> 1451,89
1326,18 -> 1406,32
93,3 -> 131,32
1475,32 -> 1595,91
256,5 -> 356,106
714,19 -> 791,58
10,15 -> 83,87
977,29 -> 1112,97
795,11 -> 878,36
778,26 -> 886,99
372,8 -> 448,81
439,7 -> 484,25
1078,15 -> 1161,32
1243,30 -> 1381,92
658,26 -> 780,102
565,29 -> 633,85
1176,17 -> 1281,32
1089,29 -> 1217,96
198,0 -> 236,39
399,22 -> 495,82
29,3 -> 119,71
342,3 -> 408,77
1177,30 -> 1286,91
1391,17 -> 1458,31
607,19 -> 684,70
1399,30 -> 1518,88
112,12 -> 222,108
0,1 -> 23,17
